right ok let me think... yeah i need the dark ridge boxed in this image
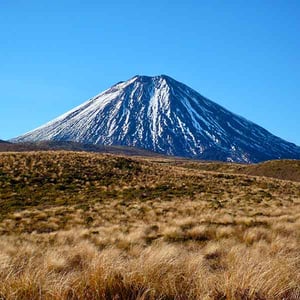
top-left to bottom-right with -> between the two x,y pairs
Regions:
0,140 -> 10,144
0,140 -> 164,157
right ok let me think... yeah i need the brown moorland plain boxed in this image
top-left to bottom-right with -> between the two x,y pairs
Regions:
0,151 -> 300,299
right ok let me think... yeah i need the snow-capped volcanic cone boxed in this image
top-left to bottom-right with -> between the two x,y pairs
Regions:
12,75 -> 300,163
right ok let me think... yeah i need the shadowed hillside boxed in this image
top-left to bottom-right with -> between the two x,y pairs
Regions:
0,151 -> 299,299
0,139 -> 9,144
0,140 -> 162,157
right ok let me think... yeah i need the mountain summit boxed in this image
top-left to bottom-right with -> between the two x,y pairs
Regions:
12,75 -> 300,162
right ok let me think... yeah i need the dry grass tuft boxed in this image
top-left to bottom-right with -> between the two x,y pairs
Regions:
0,151 -> 299,299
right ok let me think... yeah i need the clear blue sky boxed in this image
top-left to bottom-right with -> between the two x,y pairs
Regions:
1,0 -> 300,145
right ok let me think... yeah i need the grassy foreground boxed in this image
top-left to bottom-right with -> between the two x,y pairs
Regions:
0,152 -> 300,299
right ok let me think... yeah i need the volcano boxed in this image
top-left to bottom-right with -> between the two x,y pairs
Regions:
12,75 -> 300,163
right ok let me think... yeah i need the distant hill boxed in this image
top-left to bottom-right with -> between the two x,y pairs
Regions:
172,159 -> 300,182
242,160 -> 300,182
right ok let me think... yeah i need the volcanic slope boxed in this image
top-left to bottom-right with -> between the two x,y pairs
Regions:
13,75 -> 300,162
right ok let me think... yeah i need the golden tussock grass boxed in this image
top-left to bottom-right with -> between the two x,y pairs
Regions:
0,151 -> 299,299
